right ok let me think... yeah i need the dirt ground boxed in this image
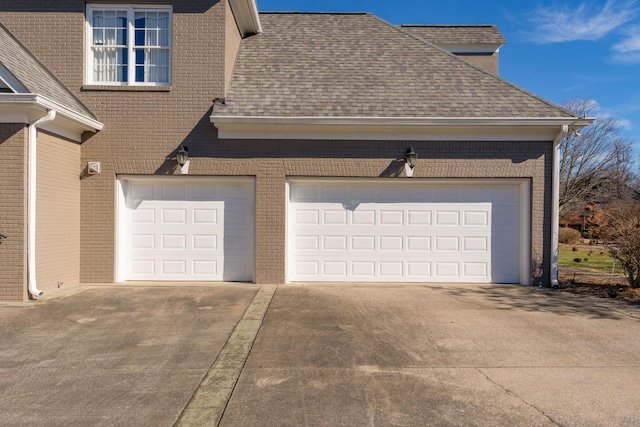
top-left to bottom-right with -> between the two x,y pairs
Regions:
558,269 -> 640,304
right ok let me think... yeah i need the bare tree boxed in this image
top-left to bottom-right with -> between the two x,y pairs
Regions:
604,202 -> 640,288
559,98 -> 636,216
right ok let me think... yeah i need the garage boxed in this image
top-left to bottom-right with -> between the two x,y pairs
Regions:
287,179 -> 529,284
117,177 -> 254,282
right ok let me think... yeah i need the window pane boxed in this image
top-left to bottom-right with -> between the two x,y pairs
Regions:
93,47 -> 127,83
147,30 -> 157,47
136,65 -> 144,83
135,29 -> 145,46
93,12 -> 104,27
134,12 -> 145,29
93,29 -> 104,45
159,28 -> 169,47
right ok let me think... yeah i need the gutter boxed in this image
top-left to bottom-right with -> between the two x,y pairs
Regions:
551,125 -> 568,288
228,0 -> 262,37
211,115 -> 593,127
27,109 -> 56,298
0,93 -> 103,132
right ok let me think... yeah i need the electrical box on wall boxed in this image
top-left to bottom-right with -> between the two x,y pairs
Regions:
88,162 -> 101,175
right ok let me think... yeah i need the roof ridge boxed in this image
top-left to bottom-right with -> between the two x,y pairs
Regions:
259,11 -> 368,15
401,24 -> 498,28
383,17 -> 579,119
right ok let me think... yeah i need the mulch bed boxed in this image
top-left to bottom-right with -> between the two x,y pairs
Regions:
558,270 -> 640,304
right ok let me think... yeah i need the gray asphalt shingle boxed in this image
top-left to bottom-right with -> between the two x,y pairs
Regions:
215,13 -> 577,120
0,23 -> 96,119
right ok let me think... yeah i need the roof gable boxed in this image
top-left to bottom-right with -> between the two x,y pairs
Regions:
0,23 -> 96,120
214,13 -> 579,121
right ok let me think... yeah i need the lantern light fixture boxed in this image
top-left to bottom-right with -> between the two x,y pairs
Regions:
176,145 -> 189,167
405,147 -> 417,169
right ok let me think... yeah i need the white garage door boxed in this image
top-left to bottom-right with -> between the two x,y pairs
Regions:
118,177 -> 254,282
287,179 -> 528,284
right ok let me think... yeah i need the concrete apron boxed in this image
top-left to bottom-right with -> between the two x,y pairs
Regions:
216,284 -> 640,427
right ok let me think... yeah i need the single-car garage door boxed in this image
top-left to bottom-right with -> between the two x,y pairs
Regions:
117,176 -> 254,282
287,179 -> 529,284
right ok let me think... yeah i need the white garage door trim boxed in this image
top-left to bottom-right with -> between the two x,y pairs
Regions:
116,176 -> 255,282
286,178 -> 530,285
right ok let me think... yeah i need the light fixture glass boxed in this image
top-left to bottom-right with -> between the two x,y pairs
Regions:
405,147 -> 417,169
176,145 -> 189,167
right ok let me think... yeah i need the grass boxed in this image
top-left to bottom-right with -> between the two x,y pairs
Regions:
558,246 -> 619,275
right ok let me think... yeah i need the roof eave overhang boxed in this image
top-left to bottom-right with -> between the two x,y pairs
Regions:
0,94 -> 104,142
442,43 -> 504,54
210,115 -> 593,141
229,0 -> 262,37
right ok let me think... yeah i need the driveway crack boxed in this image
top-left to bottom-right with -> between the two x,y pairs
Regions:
476,368 -> 564,427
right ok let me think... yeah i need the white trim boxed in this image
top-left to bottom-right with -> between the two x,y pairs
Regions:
85,4 -> 173,87
520,179 -> 532,286
441,44 -> 502,54
0,64 -> 28,93
228,0 -> 262,37
0,94 -> 103,141
285,177 -> 531,285
212,115 -> 592,141
551,125 -> 568,287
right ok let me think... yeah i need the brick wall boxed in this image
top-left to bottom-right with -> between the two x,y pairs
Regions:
36,131 -> 81,295
82,139 -> 551,285
457,53 -> 500,75
0,124 -> 28,301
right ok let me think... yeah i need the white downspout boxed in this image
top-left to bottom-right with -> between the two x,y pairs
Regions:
28,109 -> 57,298
551,124 -> 568,287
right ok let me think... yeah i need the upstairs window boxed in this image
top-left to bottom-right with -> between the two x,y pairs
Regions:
86,5 -> 172,86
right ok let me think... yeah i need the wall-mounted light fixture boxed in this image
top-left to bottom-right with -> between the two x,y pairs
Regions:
405,147 -> 417,177
176,145 -> 189,174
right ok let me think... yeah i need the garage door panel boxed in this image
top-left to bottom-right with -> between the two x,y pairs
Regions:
288,180 -> 524,283
120,178 -> 254,282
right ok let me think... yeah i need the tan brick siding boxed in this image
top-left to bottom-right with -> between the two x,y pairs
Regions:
225,0 -> 242,95
458,53 -> 500,74
0,124 -> 28,301
80,139 -> 552,285
35,131 -> 81,295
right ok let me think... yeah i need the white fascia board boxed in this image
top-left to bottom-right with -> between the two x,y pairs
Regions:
0,93 -> 103,141
440,43 -> 503,54
211,115 -> 593,141
0,63 -> 28,93
228,0 -> 262,37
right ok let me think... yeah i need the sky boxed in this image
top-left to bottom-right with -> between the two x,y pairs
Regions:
257,0 -> 640,148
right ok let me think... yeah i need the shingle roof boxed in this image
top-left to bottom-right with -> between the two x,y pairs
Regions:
0,23 -> 96,119
215,13 -> 577,120
400,25 -> 506,46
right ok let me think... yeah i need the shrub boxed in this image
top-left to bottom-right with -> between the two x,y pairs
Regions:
559,227 -> 581,244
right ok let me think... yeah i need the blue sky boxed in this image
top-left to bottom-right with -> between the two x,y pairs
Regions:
257,0 -> 640,146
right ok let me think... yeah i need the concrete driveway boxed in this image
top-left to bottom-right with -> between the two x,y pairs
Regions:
1,284 -> 639,426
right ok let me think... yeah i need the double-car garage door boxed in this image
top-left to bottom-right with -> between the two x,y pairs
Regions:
287,179 -> 528,284
117,177 -> 528,284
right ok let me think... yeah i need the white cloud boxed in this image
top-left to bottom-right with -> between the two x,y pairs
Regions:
612,26 -> 640,62
526,0 -> 638,44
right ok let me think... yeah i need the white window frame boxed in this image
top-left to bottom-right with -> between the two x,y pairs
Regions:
85,4 -> 172,86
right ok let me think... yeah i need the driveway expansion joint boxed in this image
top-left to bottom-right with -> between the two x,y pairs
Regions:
175,285 -> 276,427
